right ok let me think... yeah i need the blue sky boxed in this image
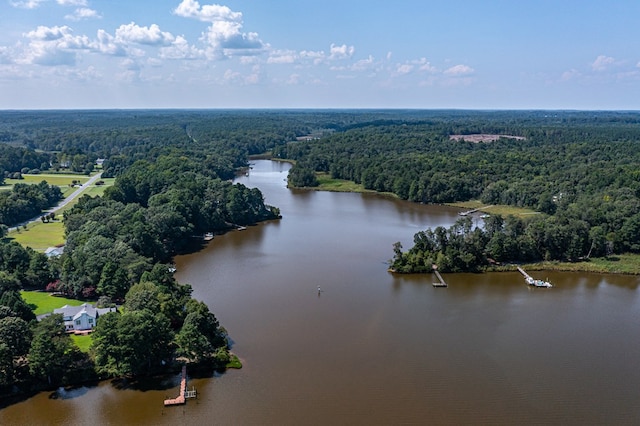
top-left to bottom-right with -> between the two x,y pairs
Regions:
1,0 -> 639,109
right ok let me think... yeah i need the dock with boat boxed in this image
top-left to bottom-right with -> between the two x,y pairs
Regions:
517,266 -> 552,288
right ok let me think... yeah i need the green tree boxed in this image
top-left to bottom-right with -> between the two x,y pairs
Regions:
97,261 -> 130,300
175,301 -> 226,363
90,311 -> 122,376
28,314 -> 77,385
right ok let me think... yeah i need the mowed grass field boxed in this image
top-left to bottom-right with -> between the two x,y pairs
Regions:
21,290 -> 84,315
3,173 -> 91,198
9,220 -> 66,250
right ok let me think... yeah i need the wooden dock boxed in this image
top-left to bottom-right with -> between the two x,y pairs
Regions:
516,266 -> 532,280
458,205 -> 494,216
432,269 -> 447,287
459,207 -> 481,216
163,366 -> 188,406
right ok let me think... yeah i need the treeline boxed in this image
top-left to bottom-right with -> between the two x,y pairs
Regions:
0,182 -> 62,227
273,111 -> 640,264
0,145 -> 52,179
0,109 -> 375,179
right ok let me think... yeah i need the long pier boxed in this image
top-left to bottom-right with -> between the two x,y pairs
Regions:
516,266 -> 532,280
517,266 -> 552,288
163,366 -> 188,406
432,269 -> 447,287
459,207 -> 482,216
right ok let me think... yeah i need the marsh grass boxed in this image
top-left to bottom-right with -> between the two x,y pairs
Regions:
447,200 -> 538,217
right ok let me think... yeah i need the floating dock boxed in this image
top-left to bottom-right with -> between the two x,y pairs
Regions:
432,269 -> 447,287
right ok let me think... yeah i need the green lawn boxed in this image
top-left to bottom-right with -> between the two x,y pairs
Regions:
71,334 -> 93,353
4,173 -> 90,187
21,290 -> 84,316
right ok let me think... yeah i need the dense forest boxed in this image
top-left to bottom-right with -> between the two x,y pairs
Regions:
272,110 -> 640,271
0,110 -> 296,394
3,109 -> 640,395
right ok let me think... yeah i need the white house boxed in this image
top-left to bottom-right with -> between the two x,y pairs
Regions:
53,303 -> 116,332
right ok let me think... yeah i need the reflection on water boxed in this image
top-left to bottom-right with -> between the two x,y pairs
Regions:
2,160 -> 639,425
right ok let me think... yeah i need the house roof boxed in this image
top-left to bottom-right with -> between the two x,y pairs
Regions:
54,303 -> 116,319
45,246 -> 65,257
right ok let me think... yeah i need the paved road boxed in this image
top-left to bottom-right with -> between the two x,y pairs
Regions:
7,172 -> 103,233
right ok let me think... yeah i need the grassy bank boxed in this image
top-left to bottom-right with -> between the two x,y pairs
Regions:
315,173 -> 375,193
446,200 -> 538,217
487,254 -> 640,275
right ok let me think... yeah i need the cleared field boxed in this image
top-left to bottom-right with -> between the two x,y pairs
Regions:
316,173 -> 373,193
5,173 -> 90,186
9,220 -> 65,251
448,200 -> 538,217
7,175 -> 113,250
21,290 -> 84,315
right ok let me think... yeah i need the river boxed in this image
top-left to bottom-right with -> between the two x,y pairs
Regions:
2,160 -> 639,425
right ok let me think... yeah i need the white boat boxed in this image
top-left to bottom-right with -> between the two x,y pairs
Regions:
525,276 -> 552,288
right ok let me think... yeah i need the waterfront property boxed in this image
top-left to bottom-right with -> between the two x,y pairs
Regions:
38,303 -> 116,333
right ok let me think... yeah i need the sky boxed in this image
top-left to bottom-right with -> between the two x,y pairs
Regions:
1,0 -> 639,109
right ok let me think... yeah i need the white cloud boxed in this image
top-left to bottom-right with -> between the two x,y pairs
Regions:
396,64 -> 413,75
174,0 -> 242,23
267,49 -> 297,64
300,50 -> 325,65
95,29 -> 126,56
10,0 -> 47,9
115,23 -> 175,46
160,36 -> 202,60
591,55 -> 614,71
174,0 -> 265,58
415,58 -> 436,73
11,0 -> 86,8
65,8 -> 101,21
329,43 -> 355,60
444,64 -> 474,76
57,0 -> 87,5
349,55 -> 377,72
19,25 -> 95,66
561,68 -> 580,81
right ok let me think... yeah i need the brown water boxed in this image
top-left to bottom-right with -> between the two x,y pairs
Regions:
2,160 -> 640,425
